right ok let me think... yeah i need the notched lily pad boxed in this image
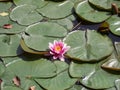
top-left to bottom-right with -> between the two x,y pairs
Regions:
75,0 -> 111,23
64,30 -> 114,62
10,4 -> 43,25
0,34 -> 23,57
37,1 -> 74,19
22,22 -> 68,52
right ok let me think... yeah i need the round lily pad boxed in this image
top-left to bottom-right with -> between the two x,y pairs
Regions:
0,34 -> 23,57
37,1 -> 74,19
89,0 -> 120,10
106,15 -> 120,36
64,30 -> 114,61
0,16 -> 26,34
23,22 -> 68,51
10,4 -> 43,25
75,0 -> 111,23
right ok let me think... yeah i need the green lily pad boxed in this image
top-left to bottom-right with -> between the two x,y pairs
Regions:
6,57 -> 57,78
23,22 -> 67,51
69,61 -> 120,89
115,79 -> 120,90
2,86 -> 22,90
102,42 -> 120,71
106,15 -> 120,36
0,34 -> 23,57
0,2 -> 12,12
64,30 -> 114,61
75,0 -> 111,23
10,4 -> 43,25
0,62 -> 5,77
20,77 -> 43,90
89,0 -> 120,10
37,1 -> 74,19
0,16 -> 26,34
13,0 -> 48,8
35,61 -> 77,90
50,18 -> 73,31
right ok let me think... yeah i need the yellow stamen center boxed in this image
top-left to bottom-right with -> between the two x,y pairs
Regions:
55,45 -> 61,52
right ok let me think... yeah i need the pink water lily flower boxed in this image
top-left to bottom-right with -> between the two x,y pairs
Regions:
49,40 -> 70,61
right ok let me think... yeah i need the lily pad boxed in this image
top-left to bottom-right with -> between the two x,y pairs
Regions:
0,16 -> 26,34
75,0 -> 111,23
13,0 -> 48,8
2,86 -> 22,90
20,77 -> 44,90
64,30 -> 114,61
50,18 -> 73,31
23,22 -> 67,51
89,0 -> 120,10
102,42 -> 120,71
69,61 -> 120,89
37,1 -> 74,19
0,62 -> 5,77
0,2 -> 12,12
35,61 -> 77,90
6,57 -> 57,78
10,4 -> 43,25
0,34 -> 23,57
106,15 -> 120,36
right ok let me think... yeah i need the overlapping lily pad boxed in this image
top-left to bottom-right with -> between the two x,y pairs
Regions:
64,30 -> 114,61
0,16 -> 26,34
6,57 -> 57,78
13,0 -> 48,8
22,22 -> 68,52
35,61 -> 77,90
89,0 -> 120,10
10,4 -> 43,25
37,1 -> 74,19
0,62 -> 5,77
106,15 -> 120,36
0,34 -> 23,57
69,61 -> 120,89
102,42 -> 120,71
75,0 -> 111,23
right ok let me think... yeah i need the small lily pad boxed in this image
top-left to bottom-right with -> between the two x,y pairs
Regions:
10,4 -> 43,25
75,0 -> 111,23
0,34 -> 23,57
37,1 -> 74,19
106,15 -> 120,36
